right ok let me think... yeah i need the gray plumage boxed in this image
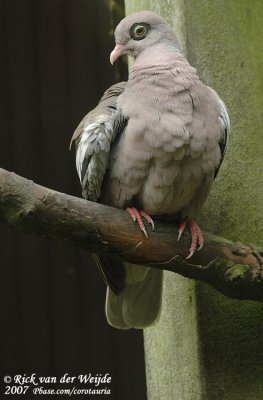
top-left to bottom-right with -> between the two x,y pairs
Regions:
71,11 -> 230,329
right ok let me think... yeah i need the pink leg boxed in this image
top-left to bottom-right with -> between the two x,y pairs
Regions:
126,207 -> 154,238
187,220 -> 204,259
178,218 -> 204,259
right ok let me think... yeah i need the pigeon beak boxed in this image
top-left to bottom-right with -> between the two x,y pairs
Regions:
110,44 -> 125,65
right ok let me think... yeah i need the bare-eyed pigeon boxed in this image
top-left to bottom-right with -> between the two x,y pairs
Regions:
70,11 -> 230,329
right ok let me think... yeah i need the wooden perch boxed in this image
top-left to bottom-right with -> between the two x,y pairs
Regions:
0,167 -> 263,302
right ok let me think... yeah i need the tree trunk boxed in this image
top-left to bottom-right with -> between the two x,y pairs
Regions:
125,1 -> 263,399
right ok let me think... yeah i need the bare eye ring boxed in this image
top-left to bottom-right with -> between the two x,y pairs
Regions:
130,23 -> 150,41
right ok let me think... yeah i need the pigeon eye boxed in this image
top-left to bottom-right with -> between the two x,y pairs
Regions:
130,23 -> 150,41
135,26 -> 145,36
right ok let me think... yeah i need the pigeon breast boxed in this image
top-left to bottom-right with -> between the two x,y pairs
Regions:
105,44 -> 222,218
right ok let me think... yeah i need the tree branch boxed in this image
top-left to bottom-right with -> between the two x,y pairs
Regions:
0,167 -> 263,301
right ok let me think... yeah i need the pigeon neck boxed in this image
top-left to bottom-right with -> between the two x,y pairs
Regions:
130,43 -> 199,86
132,42 -> 186,69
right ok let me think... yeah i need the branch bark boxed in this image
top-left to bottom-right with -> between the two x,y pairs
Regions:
0,167 -> 263,301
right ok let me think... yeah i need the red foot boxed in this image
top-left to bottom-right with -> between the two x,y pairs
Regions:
126,207 -> 154,238
178,218 -> 204,259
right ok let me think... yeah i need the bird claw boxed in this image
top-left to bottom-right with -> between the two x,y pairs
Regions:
177,221 -> 187,242
126,207 -> 154,238
178,219 -> 204,259
186,248 -> 195,260
126,209 -> 204,257
197,242 -> 204,251
142,227 -> 148,239
140,211 -> 155,231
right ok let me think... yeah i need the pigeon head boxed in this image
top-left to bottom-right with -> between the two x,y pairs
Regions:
110,11 -> 181,64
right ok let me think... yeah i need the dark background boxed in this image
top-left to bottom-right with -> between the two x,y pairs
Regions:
0,1 -> 146,398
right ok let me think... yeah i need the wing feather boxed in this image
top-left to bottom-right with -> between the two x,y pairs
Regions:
70,82 -> 127,201
215,99 -> 230,177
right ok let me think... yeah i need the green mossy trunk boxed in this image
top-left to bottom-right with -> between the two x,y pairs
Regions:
125,1 -> 263,399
